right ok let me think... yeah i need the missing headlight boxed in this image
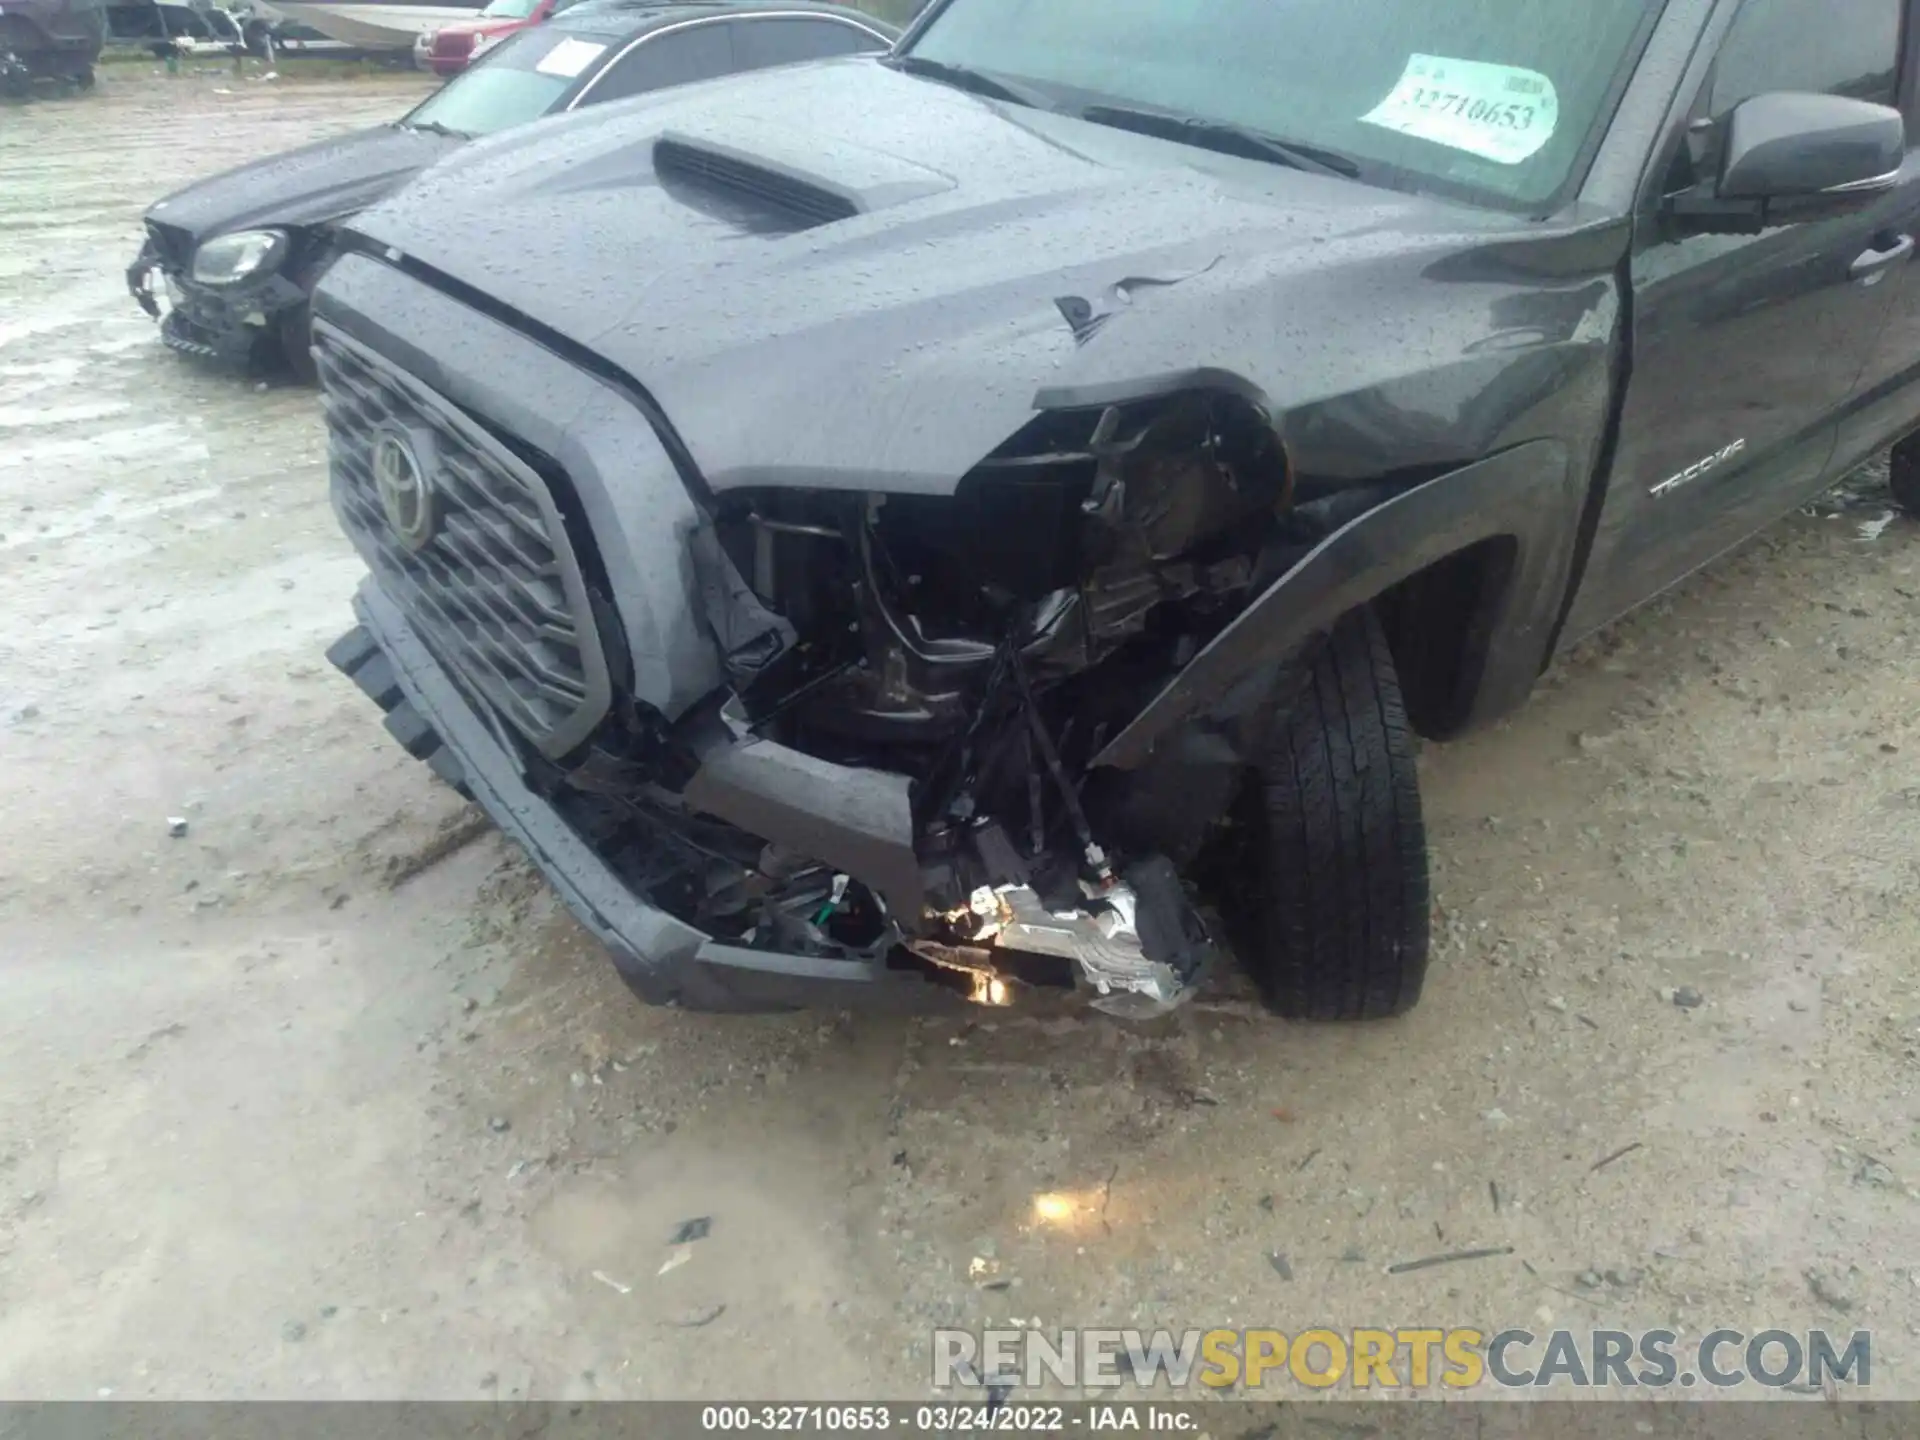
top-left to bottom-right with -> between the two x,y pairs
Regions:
680,387 -> 1292,1010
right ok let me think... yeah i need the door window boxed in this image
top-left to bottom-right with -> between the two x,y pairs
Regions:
1711,0 -> 1901,115
586,23 -> 735,103
732,16 -> 888,69
1665,0 -> 1903,193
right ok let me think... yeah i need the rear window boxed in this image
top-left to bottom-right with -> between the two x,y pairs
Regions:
403,28 -> 619,136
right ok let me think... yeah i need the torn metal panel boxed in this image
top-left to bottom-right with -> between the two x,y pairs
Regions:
911,857 -> 1212,1016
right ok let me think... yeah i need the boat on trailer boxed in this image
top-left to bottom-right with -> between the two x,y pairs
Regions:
254,0 -> 478,49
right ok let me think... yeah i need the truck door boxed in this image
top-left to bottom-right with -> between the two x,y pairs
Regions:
1835,1 -> 1920,474
1561,0 -> 1914,641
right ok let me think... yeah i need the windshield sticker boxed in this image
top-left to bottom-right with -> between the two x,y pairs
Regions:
1361,54 -> 1559,166
535,37 -> 607,78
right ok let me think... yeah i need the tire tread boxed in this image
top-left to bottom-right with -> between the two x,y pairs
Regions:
1248,608 -> 1430,1020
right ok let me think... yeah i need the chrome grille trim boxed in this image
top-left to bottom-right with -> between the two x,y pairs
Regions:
316,321 -> 612,759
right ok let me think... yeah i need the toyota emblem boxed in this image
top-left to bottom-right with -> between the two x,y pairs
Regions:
371,427 -> 438,552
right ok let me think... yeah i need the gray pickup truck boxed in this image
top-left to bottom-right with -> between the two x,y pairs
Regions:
318,0 -> 1920,1021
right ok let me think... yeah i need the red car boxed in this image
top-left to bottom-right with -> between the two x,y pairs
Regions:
426,0 -> 582,76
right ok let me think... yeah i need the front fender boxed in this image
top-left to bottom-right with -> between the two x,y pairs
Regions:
1092,438 -> 1582,770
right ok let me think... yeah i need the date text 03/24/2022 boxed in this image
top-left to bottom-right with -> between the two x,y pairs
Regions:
699,1406 -> 1193,1432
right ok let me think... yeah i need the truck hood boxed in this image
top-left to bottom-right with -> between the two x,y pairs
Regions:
342,58 -> 1615,493
148,125 -> 462,246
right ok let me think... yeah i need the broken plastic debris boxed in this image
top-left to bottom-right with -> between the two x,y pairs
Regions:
657,1246 -> 692,1276
669,1216 -> 711,1244
1858,510 -> 1896,542
167,817 -> 189,838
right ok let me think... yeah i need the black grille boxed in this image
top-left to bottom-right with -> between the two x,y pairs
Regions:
653,138 -> 858,231
316,325 -> 611,758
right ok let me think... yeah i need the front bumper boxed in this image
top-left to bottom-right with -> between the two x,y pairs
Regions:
332,578 -> 968,1015
127,240 -> 306,369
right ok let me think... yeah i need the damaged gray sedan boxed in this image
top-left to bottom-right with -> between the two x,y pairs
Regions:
319,0 -> 1832,1018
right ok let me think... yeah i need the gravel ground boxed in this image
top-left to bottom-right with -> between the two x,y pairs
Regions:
5,66 -> 1920,1403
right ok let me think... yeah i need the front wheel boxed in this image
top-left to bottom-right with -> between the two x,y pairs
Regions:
1229,606 -> 1430,1020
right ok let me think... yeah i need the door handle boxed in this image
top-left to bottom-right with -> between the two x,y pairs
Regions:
1851,231 -> 1915,281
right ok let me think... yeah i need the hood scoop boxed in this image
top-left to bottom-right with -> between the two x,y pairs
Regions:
654,137 -> 857,232
651,125 -> 955,234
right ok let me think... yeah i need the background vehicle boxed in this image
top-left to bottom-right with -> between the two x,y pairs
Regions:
109,0 -> 440,51
426,0 -> 579,76
106,0 -> 243,55
316,0 -> 1920,1022
125,0 -> 895,376
254,0 -> 478,51
1,0 -> 106,89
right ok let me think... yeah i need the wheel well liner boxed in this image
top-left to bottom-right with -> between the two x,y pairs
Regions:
1375,535 -> 1519,740
1091,439 -> 1583,770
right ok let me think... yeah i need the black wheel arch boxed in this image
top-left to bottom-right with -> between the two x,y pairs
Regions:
1092,438 -> 1586,772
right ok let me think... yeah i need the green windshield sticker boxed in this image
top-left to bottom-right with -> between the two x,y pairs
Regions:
1361,54 -> 1559,165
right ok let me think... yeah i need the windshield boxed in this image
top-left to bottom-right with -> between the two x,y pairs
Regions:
906,0 -> 1659,207
402,28 -> 612,136
479,0 -> 538,18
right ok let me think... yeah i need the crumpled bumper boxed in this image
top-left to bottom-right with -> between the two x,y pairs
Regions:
331,577 -> 968,1015
127,239 -> 306,368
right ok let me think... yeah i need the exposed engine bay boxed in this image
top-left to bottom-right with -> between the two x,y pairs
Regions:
543,390 -> 1303,1013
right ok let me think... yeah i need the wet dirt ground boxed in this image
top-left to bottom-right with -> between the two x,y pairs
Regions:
6,68 -> 1920,1403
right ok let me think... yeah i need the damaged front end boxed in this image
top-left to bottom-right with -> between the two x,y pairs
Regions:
591,388 -> 1299,1014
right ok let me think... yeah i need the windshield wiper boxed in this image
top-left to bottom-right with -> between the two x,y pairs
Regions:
883,53 -> 1053,111
402,119 -> 470,139
1079,103 -> 1360,179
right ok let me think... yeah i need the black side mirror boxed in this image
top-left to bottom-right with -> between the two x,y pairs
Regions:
1667,91 -> 1905,234
1721,91 -> 1904,198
